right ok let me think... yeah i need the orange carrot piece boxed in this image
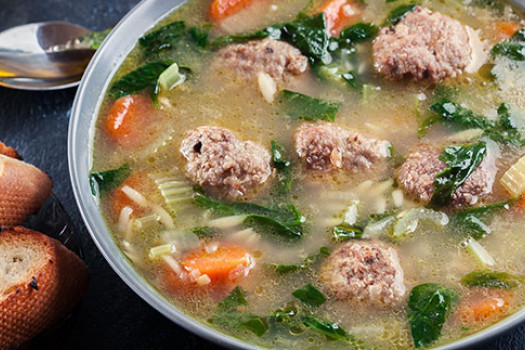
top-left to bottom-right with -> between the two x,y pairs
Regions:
457,291 -> 512,323
316,0 -> 361,37
182,244 -> 254,283
495,21 -> 522,39
104,94 -> 154,148
210,0 -> 256,21
110,172 -> 152,220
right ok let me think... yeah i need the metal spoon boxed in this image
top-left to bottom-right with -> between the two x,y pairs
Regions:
0,22 -> 108,91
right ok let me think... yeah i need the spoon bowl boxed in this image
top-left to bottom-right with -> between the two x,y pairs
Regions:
0,22 -> 96,90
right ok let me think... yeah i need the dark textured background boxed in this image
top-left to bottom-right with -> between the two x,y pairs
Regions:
0,0 -> 523,349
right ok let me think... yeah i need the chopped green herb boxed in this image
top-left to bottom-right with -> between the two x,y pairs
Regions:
110,61 -> 172,100
332,222 -> 363,240
430,99 -> 494,130
191,226 -> 216,237
292,283 -> 327,307
319,246 -> 331,257
89,164 -> 131,196
382,4 -> 418,27
455,200 -> 513,239
429,143 -> 487,209
407,283 -> 458,348
301,315 -> 373,348
461,270 -> 525,289
279,90 -> 341,122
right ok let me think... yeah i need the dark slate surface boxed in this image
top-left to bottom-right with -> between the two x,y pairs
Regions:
0,0 -> 523,349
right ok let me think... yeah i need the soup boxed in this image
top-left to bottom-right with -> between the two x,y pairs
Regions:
89,0 -> 525,348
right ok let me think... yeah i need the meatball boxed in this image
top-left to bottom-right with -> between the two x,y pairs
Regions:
216,37 -> 308,82
294,122 -> 390,172
321,240 -> 406,306
396,146 -> 497,206
373,6 -> 472,81
180,127 -> 272,198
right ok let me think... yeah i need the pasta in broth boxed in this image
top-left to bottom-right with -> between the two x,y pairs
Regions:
90,0 -> 525,348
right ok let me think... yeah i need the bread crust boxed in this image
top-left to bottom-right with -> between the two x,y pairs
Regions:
0,142 -> 19,159
0,155 -> 53,227
0,227 -> 89,349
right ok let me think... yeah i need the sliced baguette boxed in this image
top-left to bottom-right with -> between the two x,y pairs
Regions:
0,226 -> 89,349
0,154 -> 53,227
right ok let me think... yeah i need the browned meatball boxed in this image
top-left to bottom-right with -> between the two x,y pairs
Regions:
373,6 -> 472,81
294,122 -> 390,172
321,240 -> 406,306
180,127 -> 272,198
396,146 -> 496,207
216,37 -> 308,81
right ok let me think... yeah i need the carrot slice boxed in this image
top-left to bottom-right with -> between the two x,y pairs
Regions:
316,0 -> 361,37
456,290 -> 512,323
495,21 -> 522,40
104,94 -> 155,148
210,0 -> 256,21
110,172 -> 153,220
182,244 -> 254,283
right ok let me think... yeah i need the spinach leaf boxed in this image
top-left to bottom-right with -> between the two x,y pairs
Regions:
110,61 -> 172,99
455,200 -> 512,240
332,222 -> 364,240
430,99 -> 495,130
279,90 -> 341,122
339,22 -> 379,45
407,283 -> 458,348
301,315 -> 373,348
188,25 -> 212,48
430,99 -> 525,146
315,65 -> 361,89
292,283 -> 326,307
209,287 -> 269,337
268,247 -> 329,274
139,21 -> 187,54
89,164 -> 130,196
271,140 -> 293,195
461,270 -> 525,289
382,3 -> 418,27
429,143 -> 487,209
492,29 -> 525,61
280,13 -> 332,65
190,226 -> 217,238
302,315 -> 347,340
489,103 -> 525,146
212,13 -> 331,65
193,192 -> 304,239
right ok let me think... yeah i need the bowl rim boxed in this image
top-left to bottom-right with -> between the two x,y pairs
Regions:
68,0 -> 525,349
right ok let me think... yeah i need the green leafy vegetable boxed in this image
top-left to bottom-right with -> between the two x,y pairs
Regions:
110,61 -> 172,100
139,21 -> 187,54
429,143 -> 487,209
279,90 -> 341,122
193,192 -> 304,239
190,226 -> 216,238
209,287 -> 268,337
470,0 -> 504,13
492,29 -> 525,61
292,283 -> 326,307
301,315 -> 373,348
339,22 -> 379,45
455,200 -> 512,239
188,25 -> 212,48
89,164 -> 130,196
461,270 -> 525,289
382,4 -> 417,27
332,222 -> 363,240
271,140 -> 293,195
430,99 -> 525,146
268,248 -> 329,274
407,283 -> 458,348
213,13 -> 331,65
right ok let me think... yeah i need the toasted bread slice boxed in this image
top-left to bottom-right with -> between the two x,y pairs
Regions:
0,142 -> 19,159
0,227 -> 89,349
0,154 -> 53,227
